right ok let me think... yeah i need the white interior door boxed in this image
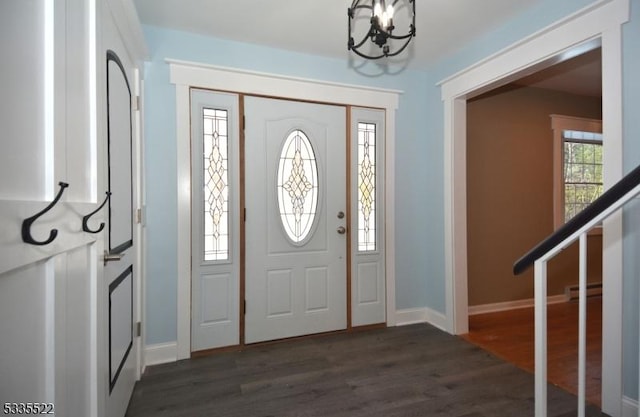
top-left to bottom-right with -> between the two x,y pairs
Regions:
100,4 -> 140,416
244,97 -> 347,344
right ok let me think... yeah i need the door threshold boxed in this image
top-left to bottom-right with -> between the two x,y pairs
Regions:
190,322 -> 387,359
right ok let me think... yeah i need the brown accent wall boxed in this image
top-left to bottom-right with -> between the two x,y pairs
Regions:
467,85 -> 602,307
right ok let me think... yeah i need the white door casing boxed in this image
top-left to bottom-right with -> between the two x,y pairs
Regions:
244,97 -> 347,344
190,90 -> 241,351
171,61 -> 399,359
438,0 -> 628,415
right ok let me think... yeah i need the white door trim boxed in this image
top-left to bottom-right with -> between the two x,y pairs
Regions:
170,61 -> 400,360
438,0 -> 628,415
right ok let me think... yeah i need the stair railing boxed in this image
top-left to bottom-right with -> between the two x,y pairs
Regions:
514,164 -> 640,417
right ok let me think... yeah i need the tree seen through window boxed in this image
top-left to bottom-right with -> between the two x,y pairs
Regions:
563,130 -> 603,222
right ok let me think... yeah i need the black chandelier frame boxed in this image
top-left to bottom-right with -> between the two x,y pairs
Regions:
348,0 -> 416,60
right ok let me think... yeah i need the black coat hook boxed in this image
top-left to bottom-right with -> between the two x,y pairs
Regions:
82,191 -> 111,234
22,181 -> 69,245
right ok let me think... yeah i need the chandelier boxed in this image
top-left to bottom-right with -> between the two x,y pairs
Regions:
348,0 -> 416,60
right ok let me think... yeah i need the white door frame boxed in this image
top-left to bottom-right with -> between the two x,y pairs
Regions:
170,61 -> 400,360
439,0 -> 628,415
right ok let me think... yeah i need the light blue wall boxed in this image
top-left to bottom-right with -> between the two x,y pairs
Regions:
142,0 -> 640,399
142,26 -> 432,345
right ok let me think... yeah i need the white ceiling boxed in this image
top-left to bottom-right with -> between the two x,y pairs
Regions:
132,0 -> 546,69
132,0 -> 602,96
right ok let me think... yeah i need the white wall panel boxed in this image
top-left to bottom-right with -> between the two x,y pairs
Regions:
0,0 -> 48,200
0,261 -> 51,403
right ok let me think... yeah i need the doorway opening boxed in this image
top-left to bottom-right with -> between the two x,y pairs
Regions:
462,48 -> 603,405
440,6 -> 626,408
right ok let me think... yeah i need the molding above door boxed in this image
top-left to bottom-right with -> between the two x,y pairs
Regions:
168,60 -> 401,109
170,61 -> 401,360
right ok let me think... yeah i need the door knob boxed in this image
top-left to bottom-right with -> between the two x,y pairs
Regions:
104,250 -> 124,266
337,226 -> 346,234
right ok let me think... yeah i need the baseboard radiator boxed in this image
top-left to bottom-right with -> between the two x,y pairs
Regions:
564,282 -> 602,301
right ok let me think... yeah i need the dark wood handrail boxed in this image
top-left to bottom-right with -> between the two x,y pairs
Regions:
513,163 -> 640,275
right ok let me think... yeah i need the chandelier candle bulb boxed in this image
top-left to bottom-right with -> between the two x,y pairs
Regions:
387,4 -> 394,20
381,11 -> 389,29
374,2 -> 383,20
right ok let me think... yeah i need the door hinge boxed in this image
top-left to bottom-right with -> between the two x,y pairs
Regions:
243,300 -> 246,316
243,208 -> 246,222
242,115 -> 246,130
135,208 -> 143,224
135,321 -> 142,337
133,95 -> 141,111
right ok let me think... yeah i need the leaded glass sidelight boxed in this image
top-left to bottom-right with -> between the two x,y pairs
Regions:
203,108 -> 229,261
277,130 -> 319,244
358,122 -> 376,251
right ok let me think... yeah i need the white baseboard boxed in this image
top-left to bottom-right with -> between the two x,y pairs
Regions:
144,341 -> 178,369
623,395 -> 638,417
395,307 -> 447,331
468,294 -> 567,316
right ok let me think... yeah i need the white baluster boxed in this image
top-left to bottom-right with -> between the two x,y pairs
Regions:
578,233 -> 587,417
534,259 -> 548,417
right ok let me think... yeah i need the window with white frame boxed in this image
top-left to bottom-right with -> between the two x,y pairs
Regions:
551,115 -> 603,228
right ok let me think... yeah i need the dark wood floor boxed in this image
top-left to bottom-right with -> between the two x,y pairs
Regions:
126,324 -> 606,417
462,297 -> 602,407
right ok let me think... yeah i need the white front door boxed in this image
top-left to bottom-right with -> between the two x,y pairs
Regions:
244,97 -> 347,344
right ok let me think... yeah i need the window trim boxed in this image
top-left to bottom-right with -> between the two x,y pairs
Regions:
551,114 -> 603,231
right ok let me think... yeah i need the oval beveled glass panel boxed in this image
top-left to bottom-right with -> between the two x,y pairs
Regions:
277,130 -> 318,244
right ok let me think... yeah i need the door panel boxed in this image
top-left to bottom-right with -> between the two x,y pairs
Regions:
107,52 -> 134,253
109,266 -> 133,392
244,97 -> 347,344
